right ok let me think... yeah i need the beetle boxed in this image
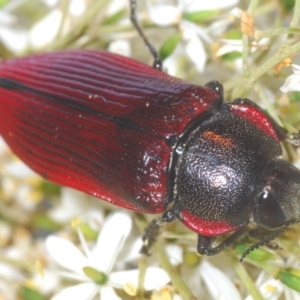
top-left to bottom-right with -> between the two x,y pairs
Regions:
1,1 -> 300,259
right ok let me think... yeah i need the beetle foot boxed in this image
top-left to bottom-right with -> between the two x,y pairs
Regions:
140,219 -> 162,256
162,210 -> 176,223
287,131 -> 300,146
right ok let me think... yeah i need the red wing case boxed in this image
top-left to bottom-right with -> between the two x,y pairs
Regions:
0,50 -> 220,213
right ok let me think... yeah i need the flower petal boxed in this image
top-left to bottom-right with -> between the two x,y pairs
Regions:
46,236 -> 88,275
106,0 -> 127,16
291,64 -> 300,75
280,74 -> 300,93
29,10 -> 62,48
284,284 -> 300,300
110,267 -> 170,291
148,4 -> 181,26
0,263 -> 23,282
144,267 -> 170,290
0,27 -> 27,53
33,270 -> 60,294
183,0 -> 239,11
280,65 -> 300,93
245,271 -> 283,300
108,40 -> 131,57
163,45 -> 185,77
200,261 -> 242,300
69,0 -> 86,16
51,282 -> 98,300
100,286 -> 122,300
165,244 -> 183,265
184,31 -> 207,73
89,212 -> 132,273
49,188 -> 104,225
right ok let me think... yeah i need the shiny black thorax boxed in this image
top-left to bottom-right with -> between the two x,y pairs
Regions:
173,103 -> 281,227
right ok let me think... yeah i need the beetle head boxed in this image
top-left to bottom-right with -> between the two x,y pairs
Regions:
251,158 -> 300,230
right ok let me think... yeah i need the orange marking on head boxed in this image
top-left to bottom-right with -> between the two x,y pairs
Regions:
203,131 -> 233,147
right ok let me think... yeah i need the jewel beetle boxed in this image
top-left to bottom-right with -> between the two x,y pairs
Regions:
1,1 -> 300,259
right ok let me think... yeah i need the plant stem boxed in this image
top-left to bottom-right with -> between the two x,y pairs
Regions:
290,0 -> 300,28
154,243 -> 197,300
255,27 -> 300,41
232,40 -> 300,98
234,259 -> 263,300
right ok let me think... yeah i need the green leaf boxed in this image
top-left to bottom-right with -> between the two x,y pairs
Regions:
183,10 -> 220,22
289,268 -> 300,277
40,181 -> 61,196
103,9 -> 126,25
0,0 -> 9,7
235,244 -> 278,262
159,32 -> 181,60
289,91 -> 300,103
33,214 -> 61,231
221,51 -> 242,61
183,251 -> 201,267
19,286 -> 47,300
223,29 -> 243,40
279,0 -> 295,13
278,270 -> 300,292
78,223 -> 98,241
83,266 -> 108,284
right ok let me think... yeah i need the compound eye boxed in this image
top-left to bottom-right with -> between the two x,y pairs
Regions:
258,191 -> 286,229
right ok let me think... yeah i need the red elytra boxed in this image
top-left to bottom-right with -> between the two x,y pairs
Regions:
0,50 -> 219,213
1,49 -> 300,258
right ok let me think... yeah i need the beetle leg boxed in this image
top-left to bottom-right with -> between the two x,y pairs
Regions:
197,236 -> 216,255
129,0 -> 163,71
268,120 -> 300,145
286,131 -> 300,146
197,226 -> 249,256
140,218 -> 161,256
140,211 -> 176,255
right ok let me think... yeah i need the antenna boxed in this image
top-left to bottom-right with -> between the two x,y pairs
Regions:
129,0 -> 162,70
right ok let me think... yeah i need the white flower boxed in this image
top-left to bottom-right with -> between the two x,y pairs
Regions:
245,256 -> 300,300
48,187 -> 104,225
0,10 -> 27,53
46,211 -> 170,300
147,0 -> 239,74
280,64 -> 300,93
29,9 -> 62,49
199,260 -> 242,300
216,37 -> 270,57
0,145 -> 43,211
108,40 -> 131,57
245,271 -> 283,300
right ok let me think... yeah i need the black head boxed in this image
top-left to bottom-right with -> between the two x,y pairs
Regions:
251,158 -> 300,230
